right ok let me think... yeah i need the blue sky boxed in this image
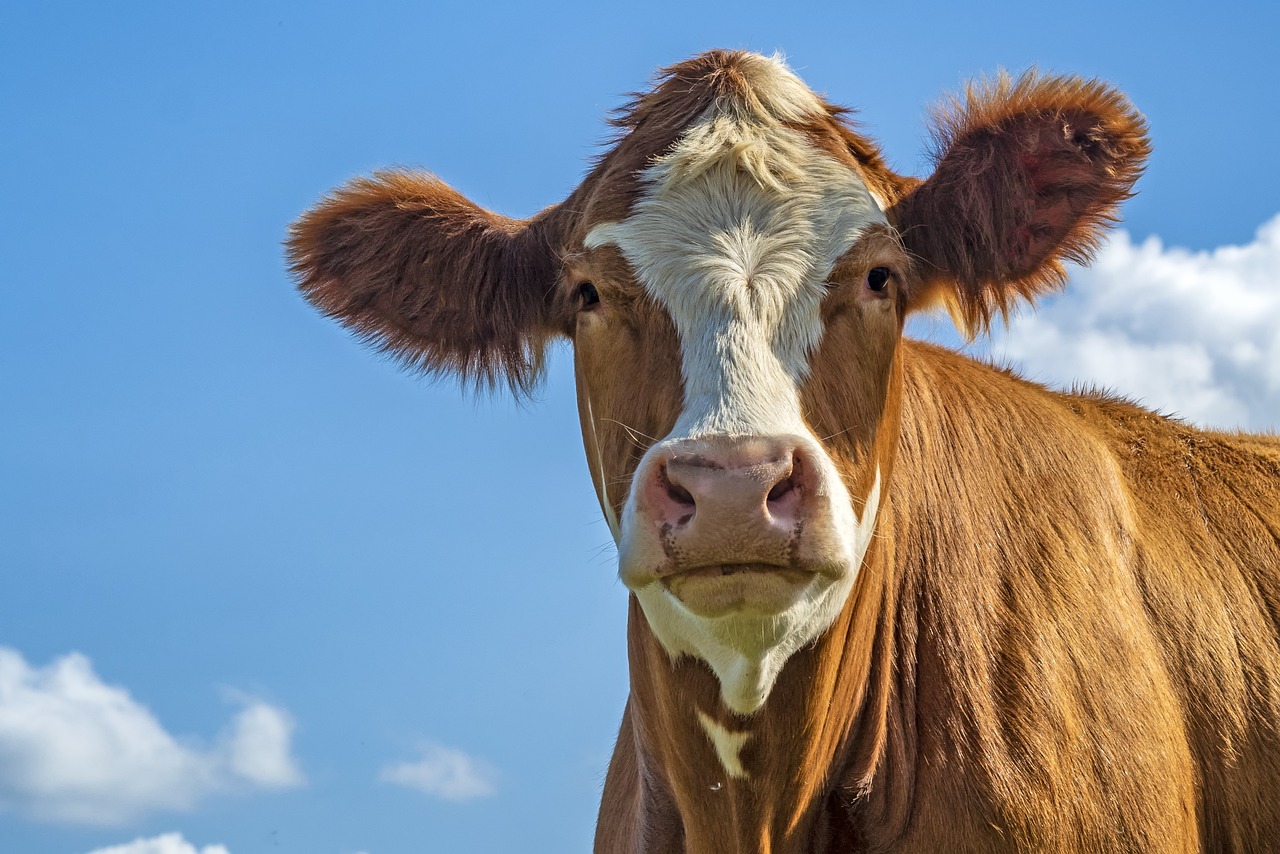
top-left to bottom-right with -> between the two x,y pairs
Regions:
2,2 -> 1277,852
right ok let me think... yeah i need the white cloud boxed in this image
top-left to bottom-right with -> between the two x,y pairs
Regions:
0,647 -> 304,826
989,214 -> 1280,431
379,742 -> 498,801
221,695 -> 305,789
84,832 -> 230,854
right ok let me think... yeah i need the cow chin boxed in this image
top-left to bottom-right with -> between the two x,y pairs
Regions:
632,566 -> 860,715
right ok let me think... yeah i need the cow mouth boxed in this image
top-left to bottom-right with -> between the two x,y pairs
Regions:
661,563 -> 819,617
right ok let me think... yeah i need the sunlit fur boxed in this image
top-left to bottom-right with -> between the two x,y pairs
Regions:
289,50 -> 1280,854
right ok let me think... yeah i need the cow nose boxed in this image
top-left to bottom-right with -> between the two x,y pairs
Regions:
646,438 -> 809,537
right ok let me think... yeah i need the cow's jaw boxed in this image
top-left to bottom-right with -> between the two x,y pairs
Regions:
585,55 -> 889,715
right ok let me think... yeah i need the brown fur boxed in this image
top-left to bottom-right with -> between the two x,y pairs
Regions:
286,170 -> 567,392
892,71 -> 1151,333
287,51 -> 1280,852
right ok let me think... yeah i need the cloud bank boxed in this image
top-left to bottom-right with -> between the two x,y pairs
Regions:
989,214 -> 1280,432
0,647 -> 304,826
379,742 -> 498,801
84,832 -> 230,854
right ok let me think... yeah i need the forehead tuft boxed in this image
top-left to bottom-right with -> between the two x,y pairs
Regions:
697,51 -> 828,123
587,51 -> 885,266
612,50 -> 828,133
582,50 -> 894,230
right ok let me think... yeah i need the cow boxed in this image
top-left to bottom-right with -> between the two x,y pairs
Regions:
287,51 -> 1280,853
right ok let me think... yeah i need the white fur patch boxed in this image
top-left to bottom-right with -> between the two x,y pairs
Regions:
586,72 -> 886,440
588,54 -> 889,713
697,710 -> 751,779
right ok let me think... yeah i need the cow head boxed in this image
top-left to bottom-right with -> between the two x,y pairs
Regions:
288,52 -> 1148,715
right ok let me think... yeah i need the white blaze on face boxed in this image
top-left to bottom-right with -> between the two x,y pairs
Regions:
587,57 -> 887,439
586,54 -> 889,714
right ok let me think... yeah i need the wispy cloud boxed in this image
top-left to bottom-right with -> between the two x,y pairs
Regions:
219,690 -> 305,790
989,214 -> 1280,431
84,832 -> 230,854
0,647 -> 304,826
379,742 -> 498,802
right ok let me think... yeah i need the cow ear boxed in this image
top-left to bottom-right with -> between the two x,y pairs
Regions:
286,170 -> 565,394
889,72 -> 1150,334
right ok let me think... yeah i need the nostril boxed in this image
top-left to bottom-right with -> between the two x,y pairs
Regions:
667,481 -> 695,507
660,466 -> 697,527
767,477 -> 795,503
765,452 -> 802,511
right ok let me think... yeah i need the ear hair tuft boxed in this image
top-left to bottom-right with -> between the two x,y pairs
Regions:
893,70 -> 1151,336
286,170 -> 565,396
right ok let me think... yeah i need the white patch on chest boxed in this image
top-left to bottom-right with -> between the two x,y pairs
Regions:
697,709 -> 751,780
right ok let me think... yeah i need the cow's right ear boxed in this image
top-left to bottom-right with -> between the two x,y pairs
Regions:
286,170 -> 565,394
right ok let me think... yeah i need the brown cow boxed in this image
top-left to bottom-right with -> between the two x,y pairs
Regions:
288,51 -> 1280,853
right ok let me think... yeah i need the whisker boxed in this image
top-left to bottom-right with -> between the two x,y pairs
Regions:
818,425 -> 856,442
601,418 -> 662,446
589,541 -> 620,564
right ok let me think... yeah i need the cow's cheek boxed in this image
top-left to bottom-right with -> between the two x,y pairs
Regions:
800,299 -> 902,481
573,305 -> 685,520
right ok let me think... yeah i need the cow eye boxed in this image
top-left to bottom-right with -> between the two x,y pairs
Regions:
866,267 -> 891,292
578,282 -> 600,309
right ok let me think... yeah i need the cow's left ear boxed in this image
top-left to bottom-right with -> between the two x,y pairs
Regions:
287,170 -> 567,394
889,72 -> 1150,333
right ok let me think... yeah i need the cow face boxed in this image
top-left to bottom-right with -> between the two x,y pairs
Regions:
288,51 -> 1148,717
569,54 -> 906,712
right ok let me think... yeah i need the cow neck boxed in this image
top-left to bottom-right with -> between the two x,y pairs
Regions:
624,512 -> 899,853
